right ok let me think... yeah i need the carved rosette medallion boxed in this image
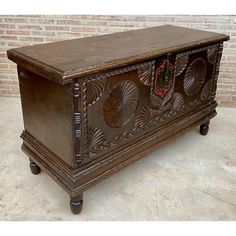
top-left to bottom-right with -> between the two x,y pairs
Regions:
175,55 -> 189,76
184,58 -> 206,96
103,80 -> 139,128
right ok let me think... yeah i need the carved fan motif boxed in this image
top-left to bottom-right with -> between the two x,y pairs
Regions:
171,92 -> 184,111
103,81 -> 139,128
138,63 -> 153,86
87,80 -> 105,106
207,47 -> 218,64
88,126 -> 105,152
135,105 -> 150,126
201,80 -> 211,101
151,84 -> 174,108
184,58 -> 206,96
175,55 -> 189,76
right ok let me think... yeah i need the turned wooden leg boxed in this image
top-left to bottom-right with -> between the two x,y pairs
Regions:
200,121 -> 210,136
70,194 -> 83,214
29,159 -> 41,175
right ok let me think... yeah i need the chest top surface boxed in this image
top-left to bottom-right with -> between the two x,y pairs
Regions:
7,25 -> 229,84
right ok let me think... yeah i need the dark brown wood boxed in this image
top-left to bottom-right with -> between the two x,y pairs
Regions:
70,194 -> 83,215
7,25 -> 229,84
7,25 -> 229,214
29,159 -> 41,175
200,121 -> 210,136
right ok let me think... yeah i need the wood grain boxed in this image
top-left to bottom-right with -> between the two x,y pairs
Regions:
7,25 -> 229,84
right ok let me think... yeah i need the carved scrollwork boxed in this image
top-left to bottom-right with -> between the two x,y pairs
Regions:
184,58 -> 206,96
87,80 -> 105,106
175,55 -> 189,76
103,80 -> 139,128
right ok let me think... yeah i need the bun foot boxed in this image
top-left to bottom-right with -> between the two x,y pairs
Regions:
200,121 -> 209,136
29,160 -> 41,175
70,194 -> 83,214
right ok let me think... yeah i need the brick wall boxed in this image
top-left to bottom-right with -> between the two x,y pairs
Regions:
0,15 -> 235,107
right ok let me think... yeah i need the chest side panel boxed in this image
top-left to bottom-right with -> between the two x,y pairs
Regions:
74,42 -> 223,167
18,68 -> 74,167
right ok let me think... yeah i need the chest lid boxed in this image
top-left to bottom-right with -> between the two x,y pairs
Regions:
7,25 -> 229,84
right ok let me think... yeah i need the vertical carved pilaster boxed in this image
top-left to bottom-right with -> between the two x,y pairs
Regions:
73,82 -> 82,164
211,42 -> 224,100
82,80 -> 89,159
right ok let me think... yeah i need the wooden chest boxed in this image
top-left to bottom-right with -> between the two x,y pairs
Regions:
7,25 -> 229,214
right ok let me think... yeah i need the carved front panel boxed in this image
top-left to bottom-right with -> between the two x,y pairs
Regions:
74,43 -> 223,166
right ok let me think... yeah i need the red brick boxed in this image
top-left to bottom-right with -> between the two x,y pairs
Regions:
31,31 -> 56,36
45,26 -> 70,31
0,24 -> 16,29
6,30 -> 30,35
71,27 -> 96,32
107,21 -> 137,27
18,25 -> 43,30
69,15 -> 98,20
56,20 -> 81,25
97,16 -> 123,21
19,36 -> 44,42
1,35 -> 18,40
0,80 -> 18,84
4,18 -> 28,23
6,42 -> 26,47
81,20 -> 108,26
16,15 -> 42,18
97,27 -> 123,33
0,90 -> 20,95
0,64 -> 8,68
0,69 -> 16,73
29,19 -> 54,24
44,37 -> 69,42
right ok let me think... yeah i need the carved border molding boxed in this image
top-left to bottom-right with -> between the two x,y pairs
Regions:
175,43 -> 219,59
89,61 -> 155,83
